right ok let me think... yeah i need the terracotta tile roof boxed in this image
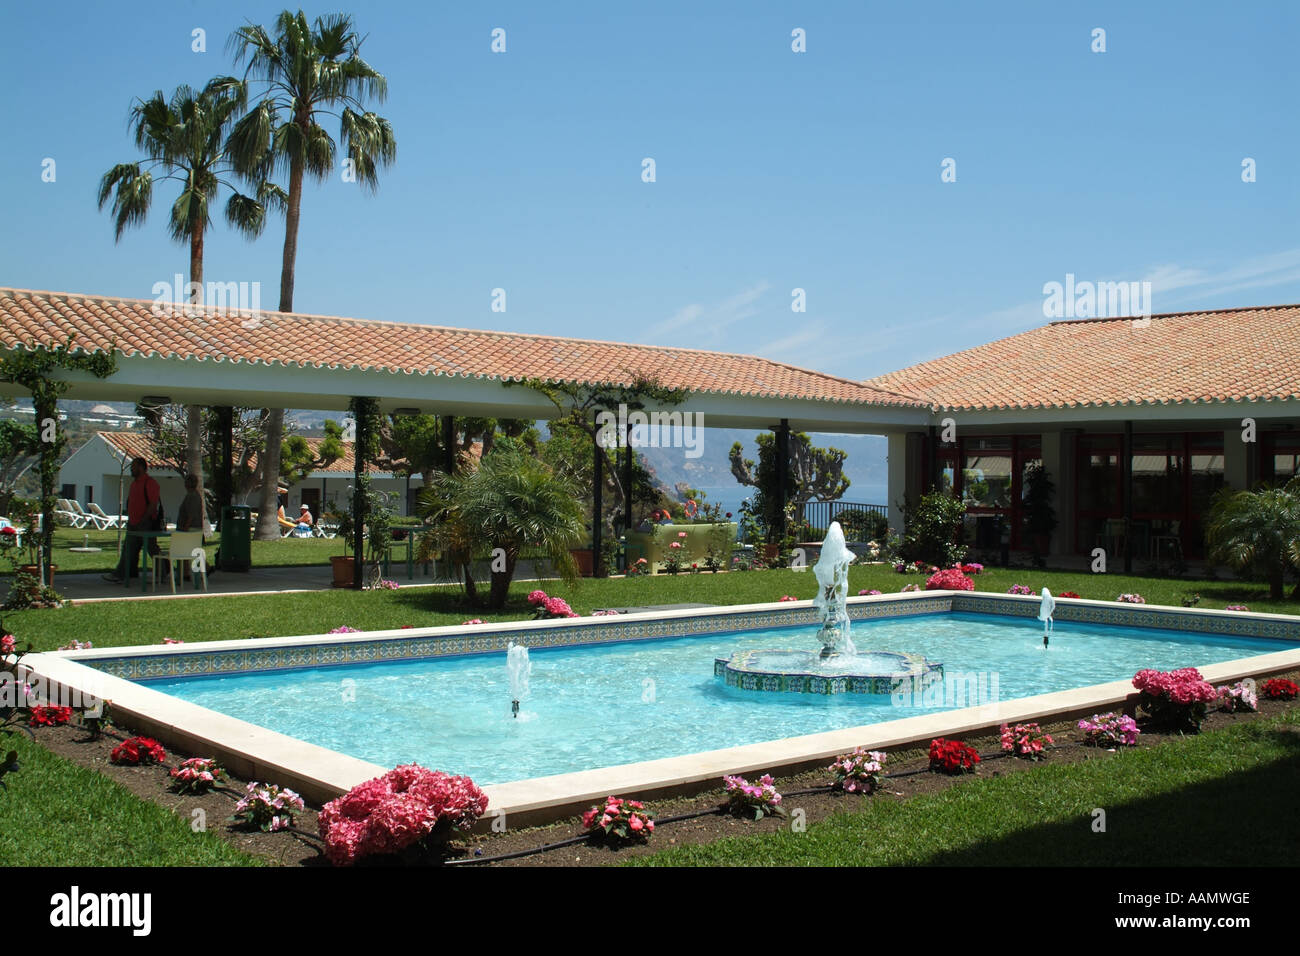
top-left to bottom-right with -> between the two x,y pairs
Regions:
94,432 -> 478,477
0,288 -> 923,408
97,431 -> 382,475
864,305 -> 1300,411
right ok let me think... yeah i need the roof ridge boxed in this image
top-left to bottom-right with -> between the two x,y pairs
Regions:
1046,302 -> 1300,325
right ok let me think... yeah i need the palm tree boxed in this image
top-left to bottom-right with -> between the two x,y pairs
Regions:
417,447 -> 585,608
98,76 -> 282,528
1205,478 -> 1300,600
226,10 -> 397,541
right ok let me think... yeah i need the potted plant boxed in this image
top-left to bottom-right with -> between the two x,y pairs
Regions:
569,544 -> 594,577
1022,463 -> 1057,562
5,498 -> 57,588
330,509 -> 355,588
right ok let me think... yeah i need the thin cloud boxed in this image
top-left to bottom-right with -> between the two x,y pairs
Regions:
649,280 -> 770,342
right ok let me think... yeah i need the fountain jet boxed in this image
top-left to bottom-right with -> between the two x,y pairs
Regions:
506,642 -> 530,718
812,522 -> 858,658
1039,587 -> 1055,647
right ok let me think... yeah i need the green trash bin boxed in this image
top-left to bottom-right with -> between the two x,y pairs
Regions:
219,505 -> 252,572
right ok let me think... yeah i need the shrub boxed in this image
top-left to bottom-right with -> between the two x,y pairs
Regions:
110,736 -> 166,765
1217,681 -> 1258,712
926,567 -> 974,591
722,774 -> 786,820
1000,722 -> 1053,759
1261,678 -> 1299,701
900,583 -> 921,593
582,796 -> 654,843
1007,584 -> 1033,595
1132,668 -> 1218,732
1059,591 -> 1081,599
28,705 -> 73,727
832,509 -> 889,543
900,491 -> 967,568
1116,593 -> 1146,604
1225,605 -> 1250,612
232,782 -> 305,833
528,591 -> 578,619
929,738 -> 980,774
169,757 -> 226,795
1077,712 -> 1140,747
829,748 -> 886,794
858,589 -> 881,596
318,764 -> 489,865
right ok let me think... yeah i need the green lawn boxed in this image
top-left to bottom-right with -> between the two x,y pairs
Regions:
630,706 -> 1300,866
6,562 -> 1297,652
0,732 -> 265,866
6,525 -> 345,574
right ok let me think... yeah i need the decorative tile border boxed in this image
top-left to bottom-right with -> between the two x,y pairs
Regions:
70,591 -> 1300,684
80,596 -> 955,682
713,649 -> 942,696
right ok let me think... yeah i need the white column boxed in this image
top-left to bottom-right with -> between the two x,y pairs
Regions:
1224,427 -> 1248,490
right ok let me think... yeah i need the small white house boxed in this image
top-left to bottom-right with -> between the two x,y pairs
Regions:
57,431 -> 425,522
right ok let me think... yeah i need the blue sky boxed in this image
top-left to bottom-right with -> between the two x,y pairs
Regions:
2,0 -> 1297,380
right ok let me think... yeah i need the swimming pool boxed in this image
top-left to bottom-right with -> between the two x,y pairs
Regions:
143,610 -> 1289,784
33,593 -> 1300,822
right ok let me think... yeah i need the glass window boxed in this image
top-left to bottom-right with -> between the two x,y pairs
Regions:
962,438 -> 1012,509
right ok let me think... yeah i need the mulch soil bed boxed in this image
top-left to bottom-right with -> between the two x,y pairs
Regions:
27,668 -> 1300,867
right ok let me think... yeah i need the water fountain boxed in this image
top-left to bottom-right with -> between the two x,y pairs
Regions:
1038,587 -> 1055,647
506,642 -> 530,718
715,522 -> 943,696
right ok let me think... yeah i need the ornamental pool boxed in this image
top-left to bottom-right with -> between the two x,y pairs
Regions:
142,611 -> 1288,784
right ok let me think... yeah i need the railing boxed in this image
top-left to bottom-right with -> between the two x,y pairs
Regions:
795,501 -> 889,542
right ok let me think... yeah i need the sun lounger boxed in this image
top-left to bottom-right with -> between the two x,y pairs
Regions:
86,502 -> 124,529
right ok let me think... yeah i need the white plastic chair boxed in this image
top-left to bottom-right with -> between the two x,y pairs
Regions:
153,532 -> 208,593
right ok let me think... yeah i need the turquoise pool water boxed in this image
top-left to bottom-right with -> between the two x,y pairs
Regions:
147,612 -> 1287,784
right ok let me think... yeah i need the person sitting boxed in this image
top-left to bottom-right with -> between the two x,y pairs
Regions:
292,504 -> 313,537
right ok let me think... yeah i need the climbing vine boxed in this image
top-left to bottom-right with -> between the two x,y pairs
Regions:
0,335 -> 117,587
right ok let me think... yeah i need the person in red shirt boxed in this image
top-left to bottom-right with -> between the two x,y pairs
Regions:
103,457 -> 163,583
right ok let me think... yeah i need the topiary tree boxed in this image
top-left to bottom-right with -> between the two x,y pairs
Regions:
1205,479 -> 1300,600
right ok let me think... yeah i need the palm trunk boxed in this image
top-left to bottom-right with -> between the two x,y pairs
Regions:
254,408 -> 284,541
186,224 -> 207,531
488,551 -> 518,608
256,133 -> 307,542
1270,569 -> 1284,601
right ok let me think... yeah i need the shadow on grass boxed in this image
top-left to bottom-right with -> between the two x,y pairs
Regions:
920,729 -> 1300,866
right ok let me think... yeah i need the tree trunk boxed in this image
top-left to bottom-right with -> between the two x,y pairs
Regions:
488,552 -> 518,608
1270,569 -> 1284,601
185,223 -> 208,530
254,408 -> 284,540
256,129 -> 306,543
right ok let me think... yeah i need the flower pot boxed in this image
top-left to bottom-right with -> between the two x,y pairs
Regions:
330,555 -> 355,588
570,548 -> 594,577
20,564 -> 55,588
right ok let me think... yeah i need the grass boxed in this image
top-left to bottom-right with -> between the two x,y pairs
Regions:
5,526 -> 345,573
6,562 -> 1298,652
629,706 -> 1300,866
0,731 -> 265,866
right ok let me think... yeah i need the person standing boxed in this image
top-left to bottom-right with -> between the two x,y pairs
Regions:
175,472 -> 205,583
103,457 -> 163,583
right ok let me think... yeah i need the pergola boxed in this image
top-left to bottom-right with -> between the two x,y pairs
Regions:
1,288 -> 931,585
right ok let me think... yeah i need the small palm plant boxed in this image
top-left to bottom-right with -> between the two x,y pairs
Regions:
1205,478 -> 1300,600
417,448 -> 584,608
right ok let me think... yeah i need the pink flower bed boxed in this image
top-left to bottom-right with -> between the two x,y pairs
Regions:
318,764 -> 488,866
925,568 -> 973,591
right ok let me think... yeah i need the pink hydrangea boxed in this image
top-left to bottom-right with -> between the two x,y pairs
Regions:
1007,584 -> 1034,596
900,583 -> 921,593
543,596 -> 577,618
1,634 -> 15,654
318,764 -> 488,866
1132,667 -> 1218,705
925,568 -> 974,591
858,589 -> 882,596
778,595 -> 797,602
527,590 -> 549,606
462,619 -> 485,625
329,626 -> 360,634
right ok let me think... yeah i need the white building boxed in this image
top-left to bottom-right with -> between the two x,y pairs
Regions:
57,431 -> 425,522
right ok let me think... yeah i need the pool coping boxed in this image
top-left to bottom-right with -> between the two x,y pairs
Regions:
20,591 -> 1300,830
